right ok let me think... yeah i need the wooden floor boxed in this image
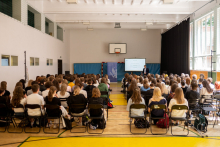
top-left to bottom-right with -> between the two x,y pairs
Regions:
0,83 -> 220,147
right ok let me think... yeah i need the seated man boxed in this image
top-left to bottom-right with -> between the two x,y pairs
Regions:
26,84 -> 45,127
27,81 -> 42,96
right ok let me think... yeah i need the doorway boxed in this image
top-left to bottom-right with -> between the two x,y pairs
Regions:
58,59 -> 62,74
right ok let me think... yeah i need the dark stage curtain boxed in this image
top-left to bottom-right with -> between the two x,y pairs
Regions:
160,18 -> 190,75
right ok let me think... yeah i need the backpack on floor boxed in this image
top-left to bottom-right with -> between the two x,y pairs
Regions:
91,119 -> 106,129
134,119 -> 150,128
63,117 -> 72,130
194,114 -> 208,132
107,102 -> 113,109
156,113 -> 169,128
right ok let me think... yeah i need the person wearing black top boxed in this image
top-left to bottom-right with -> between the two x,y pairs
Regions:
84,79 -> 95,100
143,83 -> 155,105
0,88 -> 10,116
181,81 -> 188,95
143,65 -> 149,76
1,81 -> 10,98
185,82 -> 200,109
89,88 -> 103,117
45,86 -> 61,117
68,86 -> 88,126
39,78 -> 46,92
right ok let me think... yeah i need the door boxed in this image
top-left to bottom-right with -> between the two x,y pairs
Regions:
58,59 -> 62,75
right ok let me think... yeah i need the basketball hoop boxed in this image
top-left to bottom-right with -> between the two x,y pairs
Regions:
115,52 -> 120,54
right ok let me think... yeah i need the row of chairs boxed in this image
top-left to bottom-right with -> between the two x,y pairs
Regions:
129,104 -> 189,136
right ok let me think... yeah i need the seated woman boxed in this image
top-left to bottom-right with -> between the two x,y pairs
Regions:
140,79 -> 150,92
57,84 -> 70,108
127,80 -> 137,102
1,81 -> 11,99
11,86 -> 27,113
68,86 -> 88,126
89,88 -> 106,129
148,87 -> 167,124
45,86 -> 69,128
168,88 -> 188,125
0,87 -> 10,116
167,83 -> 178,107
137,77 -> 143,88
200,80 -> 213,101
126,87 -> 145,121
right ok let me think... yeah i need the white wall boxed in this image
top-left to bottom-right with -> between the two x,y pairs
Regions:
69,29 -> 161,74
0,13 -> 70,94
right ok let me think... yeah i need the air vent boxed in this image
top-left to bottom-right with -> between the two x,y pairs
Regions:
115,23 -> 121,28
67,0 -> 78,4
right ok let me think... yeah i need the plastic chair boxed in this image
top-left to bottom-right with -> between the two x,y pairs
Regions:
43,104 -> 61,134
69,104 -> 87,133
170,105 -> 189,136
24,104 -> 43,133
149,104 -> 168,135
8,104 -> 25,133
87,104 -> 105,134
129,104 -> 147,134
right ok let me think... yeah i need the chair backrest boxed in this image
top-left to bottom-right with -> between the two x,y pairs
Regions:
0,103 -> 8,117
44,104 -> 60,110
130,104 -> 146,109
0,103 -> 7,109
150,104 -> 166,110
100,97 -> 108,105
87,91 -> 92,99
88,104 -> 104,109
70,104 -> 87,109
201,95 -> 213,104
59,98 -> 67,102
25,104 -> 41,109
188,99 -> 200,106
100,91 -> 108,96
10,104 -> 24,109
171,105 -> 188,111
214,94 -> 220,99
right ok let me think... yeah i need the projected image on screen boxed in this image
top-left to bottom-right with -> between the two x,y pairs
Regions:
125,59 -> 146,71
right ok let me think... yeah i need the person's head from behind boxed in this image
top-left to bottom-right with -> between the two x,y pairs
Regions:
19,79 -> 26,89
202,80 -> 213,93
152,87 -> 162,98
88,79 -> 93,85
73,86 -> 80,96
45,81 -> 53,89
174,87 -> 185,104
48,86 -> 57,101
101,77 -> 106,84
80,77 -> 85,83
156,83 -> 163,94
12,86 -> 24,106
181,81 -> 185,87
32,84 -> 39,93
138,77 -> 143,84
40,78 -> 46,85
192,74 -> 197,80
191,82 -> 198,91
0,87 -> 5,96
69,77 -> 74,82
131,87 -> 142,104
15,82 -> 23,88
53,80 -> 60,91
177,77 -> 181,84
186,78 -> 190,86
171,83 -> 178,93
143,79 -> 149,89
75,78 -> 81,86
104,74 -> 108,80
92,87 -> 101,98
60,84 -> 67,95
199,78 -> 203,84
129,80 -> 137,91
150,83 -> 154,89
200,74 -> 205,79
207,78 -> 213,84
165,80 -> 170,86
1,81 -> 7,90
151,78 -> 157,85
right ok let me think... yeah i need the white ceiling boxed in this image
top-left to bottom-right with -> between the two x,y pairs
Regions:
27,0 -> 210,29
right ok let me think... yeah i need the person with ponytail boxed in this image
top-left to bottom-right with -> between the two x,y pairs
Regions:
67,86 -> 88,126
126,87 -> 145,118
168,87 -> 188,125
12,86 -> 27,113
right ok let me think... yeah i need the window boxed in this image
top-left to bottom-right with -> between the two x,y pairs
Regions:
47,59 -> 53,66
45,17 -> 54,36
57,26 -> 63,41
30,57 -> 39,66
11,56 -> 18,66
28,6 -> 41,31
0,0 -> 12,17
195,12 -> 214,70
35,58 -> 39,66
28,10 -> 35,28
1,55 -> 10,66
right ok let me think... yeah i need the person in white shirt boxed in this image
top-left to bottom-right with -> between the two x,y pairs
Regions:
11,86 -> 27,113
200,80 -> 213,98
42,81 -> 53,98
207,78 -> 215,90
79,82 -> 87,98
137,77 -> 143,87
104,74 -> 111,85
127,87 -> 145,120
169,87 -> 188,125
26,84 -> 45,127
93,78 -> 99,87
57,84 -> 70,107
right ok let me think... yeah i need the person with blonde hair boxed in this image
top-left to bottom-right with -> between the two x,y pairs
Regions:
67,86 -> 87,126
148,87 -> 167,124
162,82 -> 169,95
57,84 -> 70,107
127,87 -> 145,118
62,79 -> 71,92
168,88 -> 188,125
